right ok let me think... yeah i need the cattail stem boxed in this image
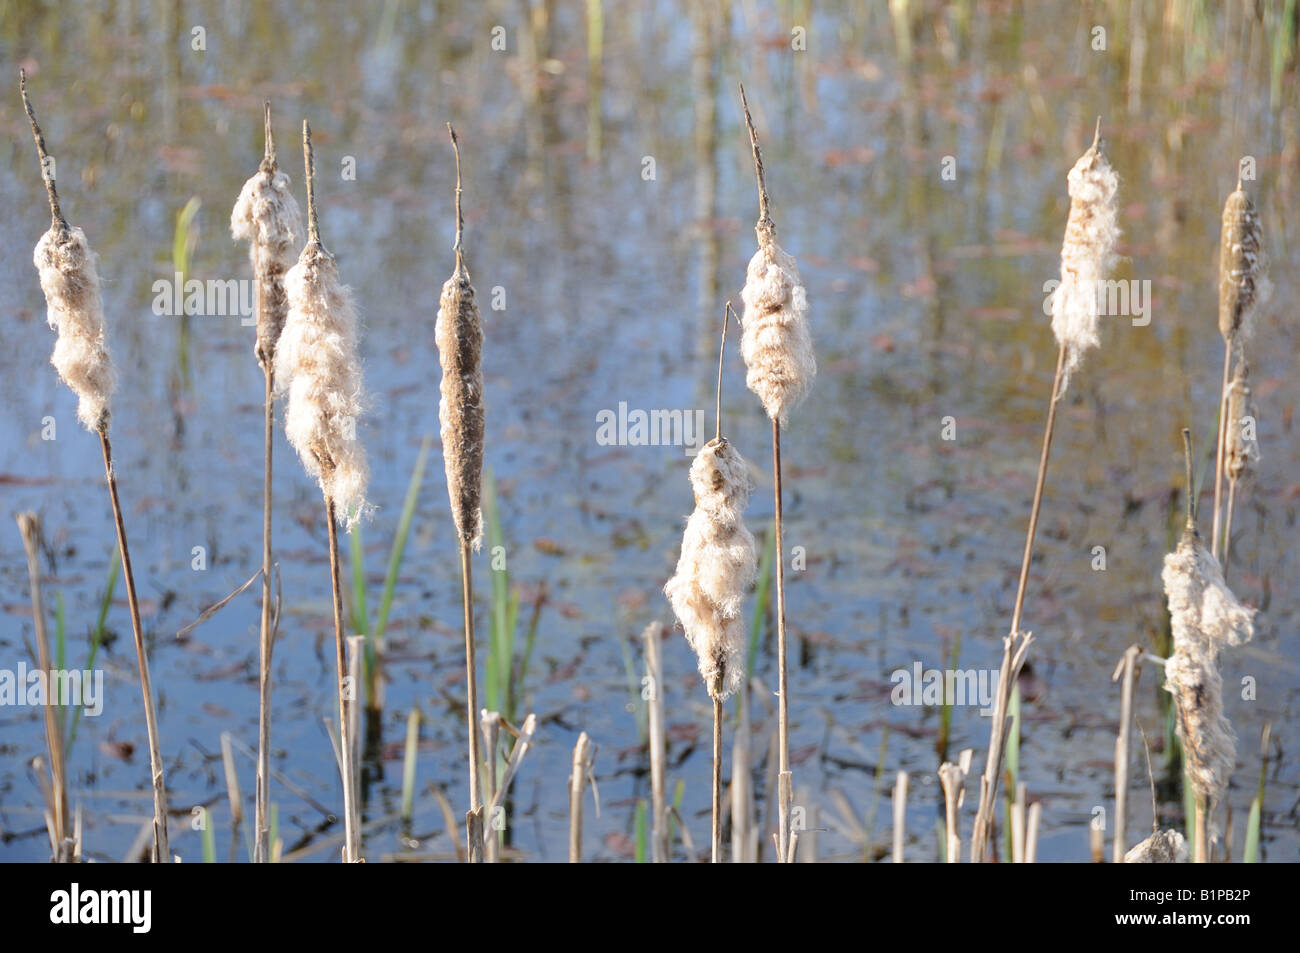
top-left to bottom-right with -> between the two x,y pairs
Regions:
892,771 -> 908,863
1223,478 -> 1239,578
773,417 -> 794,862
568,732 -> 593,862
99,430 -> 169,862
971,343 -> 1065,860
712,693 -> 723,862
738,83 -> 772,236
325,496 -> 358,861
1112,645 -> 1142,863
254,365 -> 274,863
1211,339 -> 1232,559
17,513 -> 69,853
643,621 -> 668,863
460,536 -> 484,863
1194,795 -> 1209,863
19,68 -> 65,230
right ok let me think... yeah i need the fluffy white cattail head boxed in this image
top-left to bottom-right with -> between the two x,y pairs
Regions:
740,241 -> 816,426
275,240 -> 369,527
1049,126 -> 1120,391
1218,181 -> 1263,343
1123,829 -> 1188,863
1161,528 -> 1255,807
34,224 -> 117,432
664,438 -> 758,699
231,150 -> 303,368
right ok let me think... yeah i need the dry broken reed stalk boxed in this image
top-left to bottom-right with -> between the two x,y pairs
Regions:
1222,360 -> 1258,577
568,732 -> 596,862
938,750 -> 972,863
275,120 -> 369,862
22,70 -> 171,863
1111,644 -> 1143,863
737,84 -> 815,863
435,123 -> 487,863
664,304 -> 756,863
1163,429 -> 1255,863
17,513 -> 70,859
891,771 -> 908,863
970,119 -> 1118,862
642,620 -> 669,862
1211,174 -> 1263,561
231,101 -> 303,864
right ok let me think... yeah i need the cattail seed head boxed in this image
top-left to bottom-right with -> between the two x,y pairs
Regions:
1161,528 -> 1255,807
1050,128 -> 1120,390
1225,363 -> 1259,482
33,224 -> 116,432
1123,829 -> 1188,863
664,437 -> 758,700
275,239 -> 369,527
1218,183 -> 1263,343
740,240 -> 816,426
231,163 -> 303,368
435,265 -> 485,549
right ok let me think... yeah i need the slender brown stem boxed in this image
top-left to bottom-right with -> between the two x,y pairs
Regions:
712,693 -> 723,863
1211,339 -> 1232,558
1009,343 -> 1067,637
325,496 -> 358,861
738,83 -> 772,236
303,120 -> 320,246
1194,795 -> 1209,863
447,123 -> 465,275
1223,478 -> 1239,578
255,366 -> 274,863
460,536 -> 484,863
971,343 -> 1065,860
262,101 -> 275,167
716,303 -> 734,442
99,429 -> 170,862
19,69 -> 66,230
1112,645 -> 1142,863
18,513 -> 68,851
773,418 -> 793,862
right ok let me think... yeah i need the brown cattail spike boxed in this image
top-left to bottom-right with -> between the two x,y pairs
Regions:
435,123 -> 486,548
1217,179 -> 1262,344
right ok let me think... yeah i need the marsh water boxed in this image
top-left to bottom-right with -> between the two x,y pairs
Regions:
1,1 -> 1297,862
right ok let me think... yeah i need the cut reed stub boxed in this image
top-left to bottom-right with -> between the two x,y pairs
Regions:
34,225 -> 117,432
740,242 -> 816,426
231,159 -> 303,369
1049,124 -> 1120,391
435,268 -> 485,549
664,437 -> 758,700
1217,182 -> 1263,344
1123,829 -> 1188,863
1225,364 -> 1259,482
275,239 -> 370,527
1161,527 -> 1255,809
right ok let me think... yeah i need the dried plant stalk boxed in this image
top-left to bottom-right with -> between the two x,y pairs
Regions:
972,121 -> 1118,862
231,101 -> 302,864
1111,645 -> 1142,863
568,732 -> 596,862
277,121 -> 368,861
1212,176 -> 1263,559
22,70 -> 170,863
737,84 -> 815,862
1163,429 -> 1255,862
435,124 -> 488,862
1222,362 -> 1258,576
